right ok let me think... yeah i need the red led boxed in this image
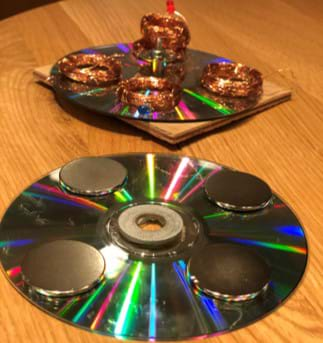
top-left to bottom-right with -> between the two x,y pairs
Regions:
166,0 -> 175,14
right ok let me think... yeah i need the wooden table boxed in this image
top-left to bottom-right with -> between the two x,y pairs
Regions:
0,0 -> 322,342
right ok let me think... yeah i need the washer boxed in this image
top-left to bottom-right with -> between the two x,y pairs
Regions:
117,204 -> 184,247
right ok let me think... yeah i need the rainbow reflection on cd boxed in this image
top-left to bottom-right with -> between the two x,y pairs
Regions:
0,153 -> 307,340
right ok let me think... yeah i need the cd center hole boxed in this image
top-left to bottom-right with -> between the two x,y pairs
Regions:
136,214 -> 166,232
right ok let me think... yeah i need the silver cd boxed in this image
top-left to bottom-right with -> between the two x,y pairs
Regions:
0,153 -> 307,340
51,44 -> 260,122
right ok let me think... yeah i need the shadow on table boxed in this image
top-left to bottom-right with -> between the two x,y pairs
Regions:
53,90 -> 254,149
0,0 -> 58,20
54,92 -> 184,150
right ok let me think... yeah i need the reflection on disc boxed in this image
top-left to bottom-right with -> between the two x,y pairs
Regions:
51,45 -> 261,122
0,153 -> 307,340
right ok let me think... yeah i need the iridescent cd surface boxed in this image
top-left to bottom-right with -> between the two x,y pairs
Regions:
0,154 -> 307,340
51,44 -> 259,122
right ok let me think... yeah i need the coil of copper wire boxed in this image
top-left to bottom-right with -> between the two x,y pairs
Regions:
133,39 -> 185,62
201,62 -> 263,97
117,76 -> 182,112
54,76 -> 109,97
141,13 -> 190,50
133,13 -> 190,61
139,61 -> 186,83
57,53 -> 122,87
199,89 -> 258,113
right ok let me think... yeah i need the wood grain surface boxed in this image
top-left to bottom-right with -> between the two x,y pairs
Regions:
0,0 -> 322,342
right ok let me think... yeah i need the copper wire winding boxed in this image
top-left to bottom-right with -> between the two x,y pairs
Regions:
198,88 -> 259,112
117,76 -> 182,112
141,13 -> 190,50
133,39 -> 186,62
201,62 -> 263,97
54,77 -> 109,97
139,61 -> 185,84
133,13 -> 190,61
57,53 -> 122,86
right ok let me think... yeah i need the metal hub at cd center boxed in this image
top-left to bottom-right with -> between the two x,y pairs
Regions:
105,201 -> 200,258
117,204 -> 184,247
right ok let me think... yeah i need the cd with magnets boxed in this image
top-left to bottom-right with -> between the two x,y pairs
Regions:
0,154 -> 307,340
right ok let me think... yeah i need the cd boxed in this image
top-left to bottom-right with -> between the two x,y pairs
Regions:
0,154 -> 307,340
50,44 -> 260,122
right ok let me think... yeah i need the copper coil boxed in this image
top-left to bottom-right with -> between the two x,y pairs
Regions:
133,12 -> 190,62
57,53 -> 122,86
201,62 -> 263,97
199,88 -> 259,112
117,76 -> 182,112
212,94 -> 258,112
139,61 -> 186,83
141,13 -> 190,51
133,39 -> 186,62
55,75 -> 110,97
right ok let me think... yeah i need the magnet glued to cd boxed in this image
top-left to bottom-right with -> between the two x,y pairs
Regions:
21,240 -> 105,297
204,170 -> 272,212
59,156 -> 127,196
188,244 -> 271,301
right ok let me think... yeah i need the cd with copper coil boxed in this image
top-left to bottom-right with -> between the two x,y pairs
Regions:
50,44 -> 261,122
0,153 -> 307,340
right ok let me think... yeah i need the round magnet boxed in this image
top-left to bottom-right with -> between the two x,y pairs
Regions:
21,240 -> 105,297
205,170 -> 272,212
59,156 -> 127,196
188,243 -> 271,301
117,204 -> 184,247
